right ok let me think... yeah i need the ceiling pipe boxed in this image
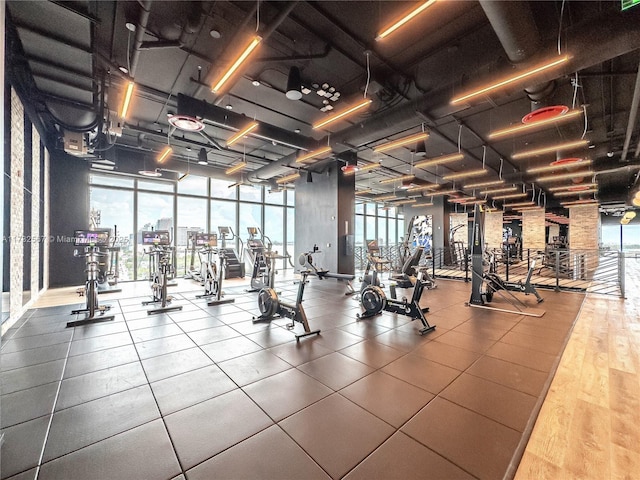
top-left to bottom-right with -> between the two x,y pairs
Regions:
129,0 -> 153,78
620,59 -> 640,161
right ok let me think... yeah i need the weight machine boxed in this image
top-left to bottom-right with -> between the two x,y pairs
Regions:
69,229 -> 115,327
468,205 -> 545,316
141,230 -> 183,315
253,246 -> 355,340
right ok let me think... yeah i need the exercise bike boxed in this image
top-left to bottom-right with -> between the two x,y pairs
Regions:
253,246 -> 355,340
141,230 -> 183,315
193,233 -> 235,306
69,229 -> 115,327
245,227 -> 289,293
357,266 -> 436,336
359,239 -> 391,294
482,258 -> 544,304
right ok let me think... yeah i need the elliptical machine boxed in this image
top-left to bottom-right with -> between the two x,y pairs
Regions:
245,227 -> 287,292
193,233 -> 235,306
141,230 -> 183,315
69,229 -> 115,327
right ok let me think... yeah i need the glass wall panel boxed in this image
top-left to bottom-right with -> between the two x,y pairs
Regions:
239,203 -> 262,248
388,216 -> 397,247
365,215 -> 376,243
265,188 -> 284,205
366,203 -> 376,215
211,178 -> 237,199
355,215 -> 364,247
137,192 -> 174,280
210,199 -> 237,237
377,216 -> 387,246
176,196 -> 207,275
89,186 -> 134,281
177,174 -> 207,196
138,179 -> 174,193
286,206 -> 295,261
601,224 -> 620,250
264,205 -> 284,247
239,184 -> 262,202
90,174 -> 134,188
355,202 -> 364,215
622,224 -> 640,251
286,189 -> 295,206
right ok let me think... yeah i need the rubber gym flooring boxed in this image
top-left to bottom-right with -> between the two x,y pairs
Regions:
1,277 -> 584,480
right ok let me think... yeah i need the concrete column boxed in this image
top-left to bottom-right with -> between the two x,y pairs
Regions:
9,88 -> 24,321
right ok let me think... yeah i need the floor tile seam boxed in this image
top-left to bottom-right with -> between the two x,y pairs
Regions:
481,348 -> 560,374
0,311 -> 36,345
30,328 -> 75,480
118,312 -> 189,476
0,336 -> 75,355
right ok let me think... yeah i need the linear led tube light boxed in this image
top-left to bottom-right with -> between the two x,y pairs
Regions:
355,188 -> 372,195
479,186 -> 518,195
428,189 -> 459,196
212,36 -> 262,93
157,146 -> 172,163
503,201 -> 535,207
121,81 -> 135,118
296,146 -> 332,163
488,109 -> 583,139
374,132 -> 429,153
517,206 -> 544,211
490,192 -> 528,200
451,55 -> 569,105
547,183 -> 598,192
463,179 -> 504,189
535,170 -> 593,182
379,174 -> 415,184
225,161 -> 247,175
406,184 -> 440,193
226,121 -> 259,147
275,172 -> 300,184
345,162 -> 382,175
561,199 -> 598,206
376,0 -> 438,41
448,198 -> 486,205
411,202 -> 434,207
442,169 -> 487,181
313,98 -> 372,130
526,159 -> 592,174
389,198 -> 417,205
414,152 -> 464,169
512,139 -> 589,160
553,188 -> 598,197
375,194 -> 399,202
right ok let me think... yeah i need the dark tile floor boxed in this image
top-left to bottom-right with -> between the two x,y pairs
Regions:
1,277 -> 585,480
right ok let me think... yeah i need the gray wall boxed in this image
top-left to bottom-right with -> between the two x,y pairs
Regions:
295,161 -> 355,275
49,151 -> 90,287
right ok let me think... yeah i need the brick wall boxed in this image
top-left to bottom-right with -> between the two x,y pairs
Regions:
31,128 -> 40,295
522,208 -> 546,253
9,88 -> 24,321
484,211 -> 503,251
450,213 -> 468,248
569,204 -> 600,250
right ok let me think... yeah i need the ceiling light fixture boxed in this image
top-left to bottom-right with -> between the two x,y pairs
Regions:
503,201 -> 536,207
376,0 -> 438,41
488,109 -> 582,139
226,121 -> 259,147
286,66 -> 303,100
451,55 -> 570,105
464,179 -> 504,189
406,184 -> 440,193
355,188 -> 372,195
295,146 -> 332,163
157,146 -> 172,164
517,206 -> 544,211
535,170 -> 593,182
512,139 -> 589,160
374,132 -> 429,153
553,188 -> 598,197
442,169 -> 487,181
225,161 -> 247,175
138,169 -> 162,177
167,114 -> 205,132
275,172 -> 300,184
526,158 -> 592,174
379,174 -> 415,184
211,35 -> 262,94
389,198 -> 417,205
120,81 -> 135,118
345,162 -> 381,175
197,148 -> 208,165
449,198 -> 486,205
375,194 -> 399,202
491,192 -> 528,200
414,152 -> 464,169
561,199 -> 599,206
312,98 -> 372,130
178,173 -> 189,182
411,202 -> 435,207
479,186 -> 518,195
427,189 -> 459,197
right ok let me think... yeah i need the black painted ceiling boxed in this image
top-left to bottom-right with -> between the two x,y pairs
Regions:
6,0 -> 640,212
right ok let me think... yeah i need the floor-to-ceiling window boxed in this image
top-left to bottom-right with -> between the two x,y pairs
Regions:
89,173 -> 297,281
